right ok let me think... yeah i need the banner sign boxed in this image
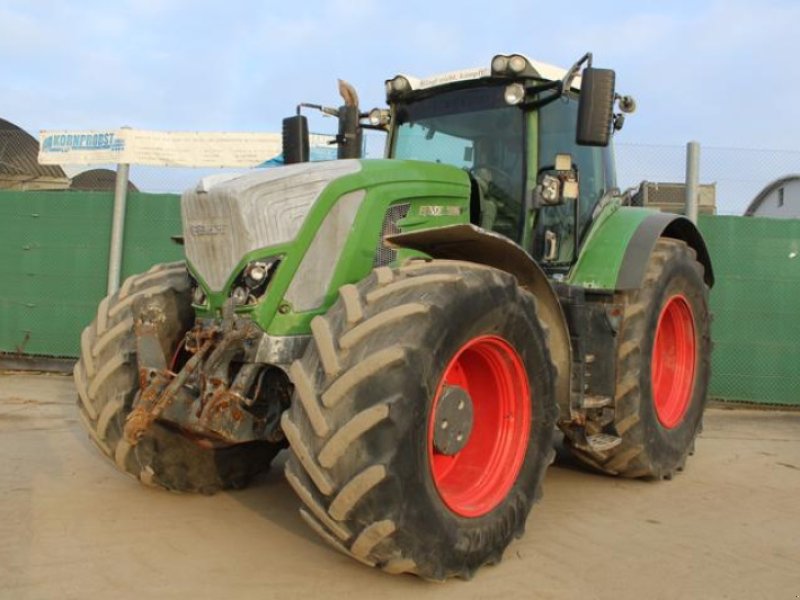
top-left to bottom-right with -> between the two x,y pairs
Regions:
38,129 -> 285,168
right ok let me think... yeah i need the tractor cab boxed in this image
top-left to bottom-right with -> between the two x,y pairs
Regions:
381,53 -> 631,275
282,53 -> 636,278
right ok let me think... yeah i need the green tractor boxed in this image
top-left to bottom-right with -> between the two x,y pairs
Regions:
75,52 -> 712,580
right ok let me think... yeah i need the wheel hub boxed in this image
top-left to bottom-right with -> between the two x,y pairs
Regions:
432,385 -> 474,456
428,335 -> 531,518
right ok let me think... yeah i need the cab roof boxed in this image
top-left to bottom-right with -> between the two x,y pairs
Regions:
388,54 -> 582,93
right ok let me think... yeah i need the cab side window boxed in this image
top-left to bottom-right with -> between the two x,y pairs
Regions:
536,97 -> 608,262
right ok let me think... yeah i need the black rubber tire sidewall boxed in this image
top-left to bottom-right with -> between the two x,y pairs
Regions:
347,272 -> 556,577
75,263 -> 280,493
635,248 -> 710,472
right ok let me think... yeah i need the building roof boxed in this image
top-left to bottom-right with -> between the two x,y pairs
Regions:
0,118 -> 66,180
70,168 -> 139,192
743,174 -> 800,216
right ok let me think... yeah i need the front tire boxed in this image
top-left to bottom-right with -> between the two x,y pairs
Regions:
74,262 -> 279,493
282,260 -> 557,580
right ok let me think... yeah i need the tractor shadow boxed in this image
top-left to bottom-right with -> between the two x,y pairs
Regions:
224,450 -> 325,545
226,434 -> 609,549
550,431 -> 609,477
224,451 -> 436,587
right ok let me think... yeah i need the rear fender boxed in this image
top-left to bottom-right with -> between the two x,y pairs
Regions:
387,224 -> 572,417
570,207 -> 714,291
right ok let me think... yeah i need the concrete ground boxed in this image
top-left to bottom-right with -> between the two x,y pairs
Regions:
0,372 -> 798,600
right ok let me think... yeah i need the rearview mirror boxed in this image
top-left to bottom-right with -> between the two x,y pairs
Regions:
576,68 -> 615,147
282,115 -> 310,164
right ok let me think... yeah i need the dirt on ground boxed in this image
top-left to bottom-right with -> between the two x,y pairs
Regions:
0,372 -> 798,600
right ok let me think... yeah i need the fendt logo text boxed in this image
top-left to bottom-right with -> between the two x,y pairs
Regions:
189,223 -> 227,237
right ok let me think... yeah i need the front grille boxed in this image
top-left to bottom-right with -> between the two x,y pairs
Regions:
373,203 -> 411,267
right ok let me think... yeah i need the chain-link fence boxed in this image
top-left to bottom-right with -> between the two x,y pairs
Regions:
699,215 -> 800,406
616,143 -> 800,215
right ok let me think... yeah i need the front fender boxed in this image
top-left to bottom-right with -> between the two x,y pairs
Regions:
387,224 -> 572,418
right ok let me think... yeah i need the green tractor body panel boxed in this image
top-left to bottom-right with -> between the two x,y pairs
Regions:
184,159 -> 471,337
568,202 -> 714,291
567,203 -> 652,290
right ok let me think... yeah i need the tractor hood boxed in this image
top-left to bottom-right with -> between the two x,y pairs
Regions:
181,160 -> 361,291
181,158 -> 471,336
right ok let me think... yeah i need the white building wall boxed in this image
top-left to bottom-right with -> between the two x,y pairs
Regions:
750,178 -> 800,218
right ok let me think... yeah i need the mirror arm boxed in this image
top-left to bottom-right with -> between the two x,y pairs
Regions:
519,52 -> 597,111
359,123 -> 386,132
514,79 -> 562,109
562,52 -> 593,91
296,102 -> 339,117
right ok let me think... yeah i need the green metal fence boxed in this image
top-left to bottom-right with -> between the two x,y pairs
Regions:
0,190 -> 182,357
0,191 -> 798,406
698,215 -> 800,406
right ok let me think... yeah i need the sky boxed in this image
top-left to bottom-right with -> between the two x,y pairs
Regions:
2,0 -> 799,211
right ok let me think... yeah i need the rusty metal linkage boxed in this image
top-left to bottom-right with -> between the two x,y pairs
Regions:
124,315 -> 282,447
124,337 -> 214,445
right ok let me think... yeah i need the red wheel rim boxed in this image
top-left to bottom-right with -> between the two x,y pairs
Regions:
428,335 -> 531,518
651,295 -> 696,429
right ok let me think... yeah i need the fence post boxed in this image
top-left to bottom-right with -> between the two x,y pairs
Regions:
107,162 -> 130,295
685,141 -> 700,224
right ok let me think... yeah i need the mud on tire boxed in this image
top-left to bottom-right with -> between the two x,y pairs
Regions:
282,260 -> 558,580
74,262 -> 279,493
565,238 -> 711,479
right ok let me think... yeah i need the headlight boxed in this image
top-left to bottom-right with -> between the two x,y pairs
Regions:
390,76 -> 410,92
368,108 -> 390,127
244,261 -> 271,288
491,55 -> 509,74
509,54 -> 527,74
540,175 -> 561,205
386,76 -> 411,101
230,258 -> 280,306
492,53 -> 532,77
231,286 -> 249,306
504,83 -> 526,105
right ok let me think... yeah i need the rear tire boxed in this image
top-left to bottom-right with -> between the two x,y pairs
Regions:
282,260 -> 557,580
565,239 -> 711,478
74,262 -> 279,493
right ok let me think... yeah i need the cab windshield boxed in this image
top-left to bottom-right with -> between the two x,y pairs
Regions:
391,84 -> 526,240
